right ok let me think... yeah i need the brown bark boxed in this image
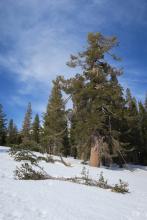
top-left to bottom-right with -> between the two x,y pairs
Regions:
89,135 -> 103,167
89,146 -> 100,167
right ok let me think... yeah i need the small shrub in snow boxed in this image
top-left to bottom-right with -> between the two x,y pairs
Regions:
81,166 -> 91,185
81,167 -> 89,179
112,179 -> 129,193
9,144 -> 20,156
12,150 -> 38,164
15,163 -> 49,180
97,171 -> 108,189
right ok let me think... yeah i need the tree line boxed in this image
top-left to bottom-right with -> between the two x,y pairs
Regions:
0,32 -> 147,166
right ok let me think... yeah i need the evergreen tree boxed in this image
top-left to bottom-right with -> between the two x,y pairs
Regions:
7,119 -> 18,145
22,102 -> 32,141
32,114 -> 40,143
43,77 -> 69,156
144,95 -> 147,164
138,101 -> 147,164
61,32 -> 127,165
145,93 -> 147,111
126,88 -> 132,109
124,89 -> 141,163
69,111 -> 78,158
0,104 -> 7,145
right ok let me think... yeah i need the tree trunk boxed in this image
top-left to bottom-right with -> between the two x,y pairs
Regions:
89,135 -> 103,167
89,147 -> 100,167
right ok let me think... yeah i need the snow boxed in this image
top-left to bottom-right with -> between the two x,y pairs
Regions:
0,146 -> 147,220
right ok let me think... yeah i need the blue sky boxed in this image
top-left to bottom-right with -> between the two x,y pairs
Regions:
0,0 -> 147,128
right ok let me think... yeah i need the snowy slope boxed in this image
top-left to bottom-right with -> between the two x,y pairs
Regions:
0,146 -> 147,220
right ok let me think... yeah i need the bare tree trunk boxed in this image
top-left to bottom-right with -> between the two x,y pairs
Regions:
89,147 -> 100,167
89,135 -> 103,167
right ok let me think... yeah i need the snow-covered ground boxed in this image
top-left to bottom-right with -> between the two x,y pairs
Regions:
0,146 -> 147,220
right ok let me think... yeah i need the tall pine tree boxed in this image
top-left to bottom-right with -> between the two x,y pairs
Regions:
0,104 -> 7,146
145,93 -> 147,111
61,32 -> 127,166
138,100 -> 147,164
43,78 -> 69,156
7,119 -> 18,145
124,89 -> 141,163
22,102 -> 32,141
32,114 -> 40,143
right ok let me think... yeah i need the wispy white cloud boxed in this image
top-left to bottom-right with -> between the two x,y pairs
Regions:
0,0 -> 80,83
0,0 -> 82,112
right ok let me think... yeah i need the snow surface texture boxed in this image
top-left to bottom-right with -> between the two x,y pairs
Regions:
0,146 -> 147,220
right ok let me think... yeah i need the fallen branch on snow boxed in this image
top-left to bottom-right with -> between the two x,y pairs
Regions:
15,165 -> 129,194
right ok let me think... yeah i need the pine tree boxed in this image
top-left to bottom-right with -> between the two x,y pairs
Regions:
32,114 -> 40,143
61,32 -> 127,166
22,102 -> 32,141
124,89 -> 141,163
145,93 -> 147,111
0,104 -> 7,146
138,100 -> 147,164
126,88 -> 132,109
69,111 -> 78,158
7,119 -> 18,145
43,77 -> 69,156
144,95 -> 147,164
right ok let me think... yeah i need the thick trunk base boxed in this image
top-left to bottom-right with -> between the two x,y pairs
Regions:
89,147 -> 100,167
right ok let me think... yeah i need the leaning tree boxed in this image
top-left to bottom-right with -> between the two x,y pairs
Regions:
60,32 -> 127,167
